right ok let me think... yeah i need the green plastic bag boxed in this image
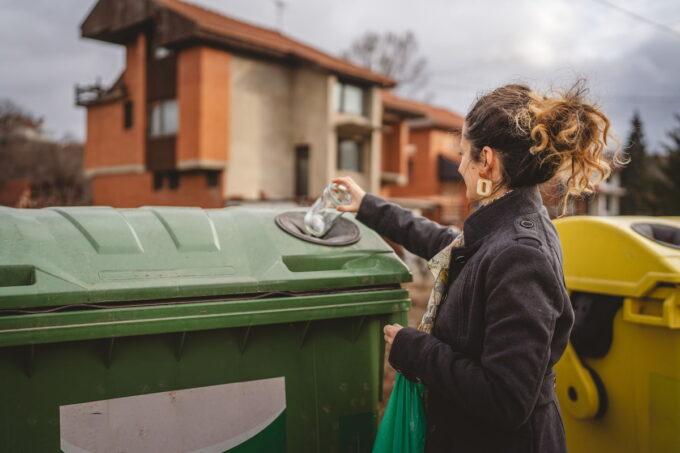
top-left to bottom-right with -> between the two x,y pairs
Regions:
372,373 -> 427,453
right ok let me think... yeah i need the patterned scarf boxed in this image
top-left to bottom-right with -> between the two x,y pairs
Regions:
417,231 -> 465,333
417,189 -> 514,333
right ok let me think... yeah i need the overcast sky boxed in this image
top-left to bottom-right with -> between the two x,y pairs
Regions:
2,0 -> 679,151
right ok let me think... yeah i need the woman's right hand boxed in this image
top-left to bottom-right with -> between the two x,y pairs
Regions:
331,176 -> 366,213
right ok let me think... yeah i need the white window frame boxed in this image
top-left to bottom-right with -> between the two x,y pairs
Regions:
334,81 -> 366,116
337,137 -> 364,172
148,99 -> 178,137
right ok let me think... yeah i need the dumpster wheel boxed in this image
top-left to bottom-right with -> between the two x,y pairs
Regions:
581,362 -> 607,419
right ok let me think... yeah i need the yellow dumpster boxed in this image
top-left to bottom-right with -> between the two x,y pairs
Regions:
553,216 -> 680,453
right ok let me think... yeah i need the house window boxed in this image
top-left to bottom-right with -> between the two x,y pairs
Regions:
337,138 -> 363,172
153,172 -> 164,191
124,101 -> 133,129
148,99 -> 178,137
294,144 -> 310,198
168,171 -> 180,190
334,81 -> 365,116
206,170 -> 220,188
152,170 -> 181,191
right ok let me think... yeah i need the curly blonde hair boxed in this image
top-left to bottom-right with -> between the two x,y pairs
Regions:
464,80 -> 624,215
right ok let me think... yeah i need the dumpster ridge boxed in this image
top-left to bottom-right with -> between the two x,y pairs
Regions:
48,206 -> 145,255
0,285 -> 411,347
142,206 -> 221,252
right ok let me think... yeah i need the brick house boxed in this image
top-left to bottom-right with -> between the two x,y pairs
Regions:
380,90 -> 625,222
77,0 -> 395,207
380,91 -> 468,226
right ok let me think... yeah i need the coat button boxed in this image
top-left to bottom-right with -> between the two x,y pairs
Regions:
520,219 -> 534,228
454,255 -> 466,264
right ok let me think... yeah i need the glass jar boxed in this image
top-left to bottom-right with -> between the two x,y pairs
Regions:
304,182 -> 353,237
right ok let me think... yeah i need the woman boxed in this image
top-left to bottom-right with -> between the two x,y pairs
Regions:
333,82 -> 618,452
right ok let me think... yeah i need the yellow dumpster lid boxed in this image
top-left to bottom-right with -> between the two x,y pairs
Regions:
554,216 -> 680,297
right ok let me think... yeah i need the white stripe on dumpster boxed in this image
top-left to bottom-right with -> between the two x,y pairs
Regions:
59,377 -> 286,453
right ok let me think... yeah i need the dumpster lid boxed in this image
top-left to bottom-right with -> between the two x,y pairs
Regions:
554,216 -> 680,297
0,206 -> 411,310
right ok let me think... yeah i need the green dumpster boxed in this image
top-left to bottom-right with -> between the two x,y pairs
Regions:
0,205 -> 412,452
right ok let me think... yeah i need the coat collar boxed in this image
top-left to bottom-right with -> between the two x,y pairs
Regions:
462,185 -> 544,246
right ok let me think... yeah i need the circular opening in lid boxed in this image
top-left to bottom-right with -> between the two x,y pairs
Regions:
631,223 -> 680,250
275,211 -> 361,246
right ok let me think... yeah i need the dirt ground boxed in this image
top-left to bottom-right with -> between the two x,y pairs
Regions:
378,279 -> 432,419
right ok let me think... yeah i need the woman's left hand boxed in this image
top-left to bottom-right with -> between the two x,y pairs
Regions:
383,324 -> 404,345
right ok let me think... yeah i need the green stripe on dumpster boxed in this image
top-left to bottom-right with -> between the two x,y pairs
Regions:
227,410 -> 286,453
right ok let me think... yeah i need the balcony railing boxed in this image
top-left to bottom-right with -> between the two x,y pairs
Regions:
75,82 -> 126,107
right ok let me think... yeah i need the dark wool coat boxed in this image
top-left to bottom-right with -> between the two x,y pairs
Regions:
356,185 -> 574,453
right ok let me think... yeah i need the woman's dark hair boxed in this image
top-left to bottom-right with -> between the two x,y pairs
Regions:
464,80 -> 623,214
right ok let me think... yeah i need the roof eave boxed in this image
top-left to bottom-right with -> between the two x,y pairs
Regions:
191,28 -> 394,87
80,0 -> 155,44
383,106 -> 427,119
408,118 -> 463,132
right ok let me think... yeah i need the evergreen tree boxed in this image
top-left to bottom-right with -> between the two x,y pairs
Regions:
655,114 -> 680,215
619,111 -> 655,215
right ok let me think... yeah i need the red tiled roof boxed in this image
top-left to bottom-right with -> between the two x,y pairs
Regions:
382,90 -> 464,130
154,0 -> 395,87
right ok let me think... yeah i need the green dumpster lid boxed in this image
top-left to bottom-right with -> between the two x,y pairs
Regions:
0,206 -> 411,310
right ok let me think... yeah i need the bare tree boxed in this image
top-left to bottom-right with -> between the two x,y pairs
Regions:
0,98 -> 90,207
0,98 -> 44,145
342,31 -> 430,99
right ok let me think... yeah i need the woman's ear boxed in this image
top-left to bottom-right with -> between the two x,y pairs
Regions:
481,146 -> 495,173
481,146 -> 505,185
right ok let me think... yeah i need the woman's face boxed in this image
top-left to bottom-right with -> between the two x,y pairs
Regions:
459,124 -> 483,201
